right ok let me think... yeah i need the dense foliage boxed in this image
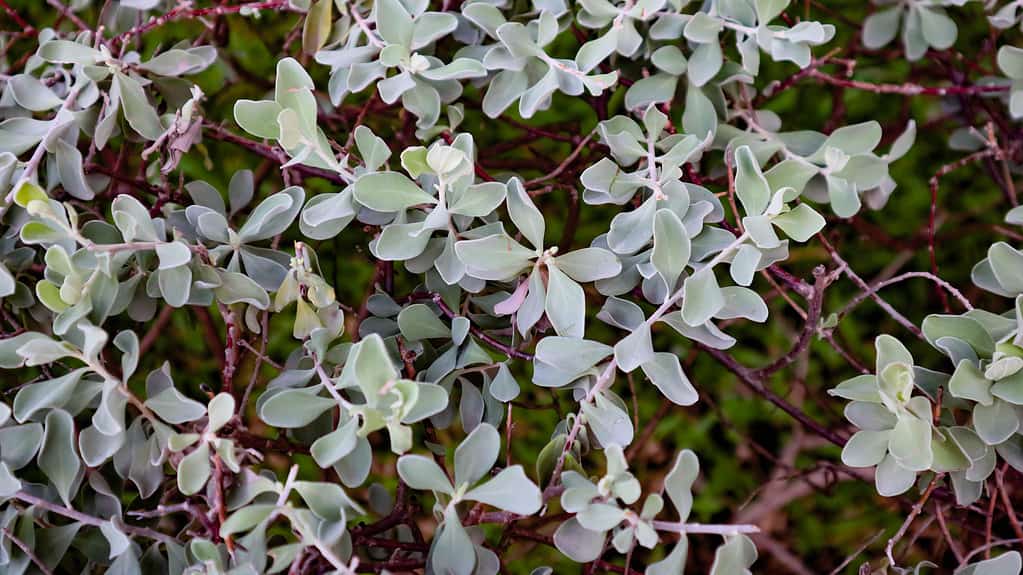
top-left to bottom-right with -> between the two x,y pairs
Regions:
1,0 -> 1023,573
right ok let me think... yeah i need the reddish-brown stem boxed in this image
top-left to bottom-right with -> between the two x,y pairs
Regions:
806,69 -> 1009,96
202,122 -> 348,185
408,292 -> 534,360
112,0 -> 294,46
928,148 -> 995,312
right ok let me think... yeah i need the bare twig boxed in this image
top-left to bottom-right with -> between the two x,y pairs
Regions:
2,527 -> 53,575
818,233 -> 925,340
885,475 -> 942,568
935,503 -> 965,564
14,491 -> 174,544
806,69 -> 1009,96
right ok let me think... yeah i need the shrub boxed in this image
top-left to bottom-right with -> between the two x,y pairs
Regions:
0,0 -> 1021,573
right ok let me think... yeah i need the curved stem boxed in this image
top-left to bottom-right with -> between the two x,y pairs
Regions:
651,520 -> 760,535
14,491 -> 175,544
0,82 -> 83,217
547,232 -> 750,492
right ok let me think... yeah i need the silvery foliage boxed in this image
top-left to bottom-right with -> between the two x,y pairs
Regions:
998,44 -> 1023,118
990,0 -> 1023,30
1,0 -> 1010,572
397,423 -> 542,574
833,206 -> 1023,507
862,0 -> 967,60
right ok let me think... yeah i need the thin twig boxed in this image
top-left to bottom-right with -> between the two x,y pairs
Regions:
818,233 -> 925,340
112,0 -> 294,46
14,491 -> 174,544
139,305 -> 175,356
960,538 -> 1023,566
828,530 -> 884,575
885,475 -> 941,568
754,267 -> 831,378
525,131 -> 595,187
934,503 -> 965,564
2,527 -> 53,575
806,69 -> 1009,96
700,344 -> 848,448
835,271 -> 973,321
46,0 -> 90,32
996,465 -> 1023,543
651,521 -> 760,534
928,149 -> 995,311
